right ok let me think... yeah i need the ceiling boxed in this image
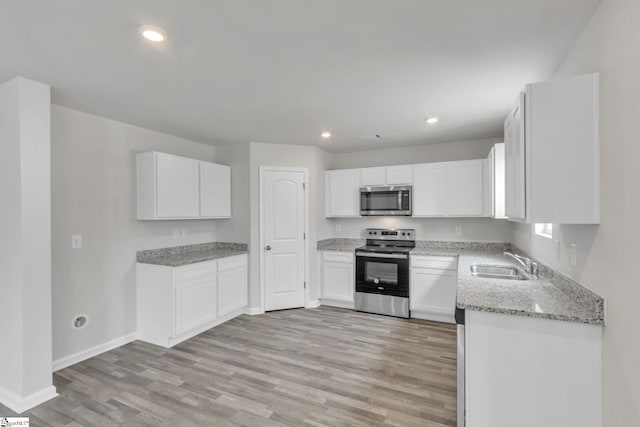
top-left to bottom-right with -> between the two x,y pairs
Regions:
0,0 -> 600,153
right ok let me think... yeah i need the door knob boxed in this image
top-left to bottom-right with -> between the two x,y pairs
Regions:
265,245 -> 272,251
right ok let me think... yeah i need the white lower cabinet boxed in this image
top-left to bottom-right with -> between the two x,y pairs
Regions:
410,255 -> 458,323
320,251 -> 354,308
175,262 -> 218,335
465,310 -> 602,427
137,254 -> 248,347
217,255 -> 249,317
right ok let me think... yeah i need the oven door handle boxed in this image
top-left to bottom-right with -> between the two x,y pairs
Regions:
356,252 -> 408,259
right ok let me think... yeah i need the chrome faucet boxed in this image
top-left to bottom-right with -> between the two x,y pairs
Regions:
503,251 -> 538,278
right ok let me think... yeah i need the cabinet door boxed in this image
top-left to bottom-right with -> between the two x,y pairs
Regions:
410,267 -> 457,321
505,93 -> 526,221
361,167 -> 386,186
413,163 -> 446,216
386,165 -> 413,185
322,261 -> 354,302
493,143 -> 507,219
156,153 -> 200,218
326,169 -> 361,217
446,160 -> 484,216
218,263 -> 248,317
482,157 -> 493,218
200,162 -> 231,218
175,266 -> 217,335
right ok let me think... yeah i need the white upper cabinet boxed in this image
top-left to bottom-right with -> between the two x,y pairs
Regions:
484,143 -> 506,218
361,167 -> 386,186
361,165 -> 413,186
413,163 -> 446,216
446,160 -> 484,216
413,160 -> 484,217
505,73 -> 600,224
386,165 -> 413,185
325,169 -> 361,217
200,161 -> 231,218
137,151 -> 231,220
155,153 -> 200,218
505,93 -> 526,221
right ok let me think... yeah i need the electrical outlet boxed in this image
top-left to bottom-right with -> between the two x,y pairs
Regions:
335,224 -> 341,233
173,229 -> 180,239
553,239 -> 560,258
570,244 -> 578,266
71,235 -> 82,249
181,229 -> 188,237
455,226 -> 462,236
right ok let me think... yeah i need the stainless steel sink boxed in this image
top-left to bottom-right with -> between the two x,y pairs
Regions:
470,264 -> 529,280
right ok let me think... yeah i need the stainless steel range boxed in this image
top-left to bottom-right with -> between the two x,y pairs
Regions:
354,228 -> 415,318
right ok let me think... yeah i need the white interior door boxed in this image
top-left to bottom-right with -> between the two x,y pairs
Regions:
262,168 -> 306,311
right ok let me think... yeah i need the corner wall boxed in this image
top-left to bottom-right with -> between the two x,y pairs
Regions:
0,77 -> 56,412
51,106 -> 219,363
511,1 -> 640,424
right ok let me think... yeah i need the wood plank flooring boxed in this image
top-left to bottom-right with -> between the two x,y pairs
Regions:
0,307 -> 457,426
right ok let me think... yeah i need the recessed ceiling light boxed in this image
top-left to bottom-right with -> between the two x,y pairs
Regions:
321,132 -> 332,139
140,25 -> 167,42
425,117 -> 439,125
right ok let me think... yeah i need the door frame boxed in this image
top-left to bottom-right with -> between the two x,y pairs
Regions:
259,166 -> 310,312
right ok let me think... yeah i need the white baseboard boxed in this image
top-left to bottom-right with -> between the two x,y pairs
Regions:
0,385 -> 58,414
319,299 -> 354,309
52,332 -> 137,372
410,310 -> 455,324
306,299 -> 321,309
244,306 -> 264,315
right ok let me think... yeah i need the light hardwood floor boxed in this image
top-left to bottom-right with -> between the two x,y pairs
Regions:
1,307 -> 457,426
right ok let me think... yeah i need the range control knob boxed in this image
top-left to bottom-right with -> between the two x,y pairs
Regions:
373,278 -> 380,284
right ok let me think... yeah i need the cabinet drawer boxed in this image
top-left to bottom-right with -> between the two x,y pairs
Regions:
410,256 -> 458,270
176,261 -> 217,283
322,251 -> 354,263
218,254 -> 248,272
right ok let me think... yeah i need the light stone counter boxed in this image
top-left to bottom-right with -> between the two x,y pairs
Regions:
317,238 -> 604,325
137,242 -> 248,267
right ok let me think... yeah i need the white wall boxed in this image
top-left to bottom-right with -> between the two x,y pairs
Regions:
330,138 -> 501,169
214,143 -> 251,244
0,77 -> 55,410
51,106 -> 219,362
511,1 -> 640,425
328,137 -> 513,242
331,217 -> 512,242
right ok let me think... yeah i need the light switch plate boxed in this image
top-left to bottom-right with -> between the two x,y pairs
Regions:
455,226 -> 462,236
335,224 -> 341,233
570,244 -> 577,266
71,235 -> 82,249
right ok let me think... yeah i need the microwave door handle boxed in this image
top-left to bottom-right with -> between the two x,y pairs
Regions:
398,191 -> 402,210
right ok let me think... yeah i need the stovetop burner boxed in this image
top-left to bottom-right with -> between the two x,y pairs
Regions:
356,228 -> 416,254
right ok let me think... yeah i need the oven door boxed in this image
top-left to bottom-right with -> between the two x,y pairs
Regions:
360,186 -> 412,216
355,253 -> 409,297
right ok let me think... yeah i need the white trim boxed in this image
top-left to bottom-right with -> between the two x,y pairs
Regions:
411,310 -> 455,324
0,385 -> 58,414
244,306 -> 265,315
166,307 -> 244,348
52,332 -> 137,372
259,166 -> 310,313
306,299 -> 321,309
318,299 -> 354,309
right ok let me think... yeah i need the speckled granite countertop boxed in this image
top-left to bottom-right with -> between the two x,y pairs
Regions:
137,242 -> 248,267
453,250 -> 604,325
317,238 -> 365,252
318,238 -> 604,325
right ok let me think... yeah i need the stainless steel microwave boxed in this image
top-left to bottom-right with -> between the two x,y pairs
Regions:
360,186 -> 412,216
